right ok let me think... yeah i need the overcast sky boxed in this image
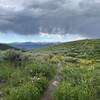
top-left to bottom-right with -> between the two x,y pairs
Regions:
0,0 -> 100,43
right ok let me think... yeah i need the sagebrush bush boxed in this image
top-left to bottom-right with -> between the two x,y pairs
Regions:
25,62 -> 55,79
3,50 -> 30,67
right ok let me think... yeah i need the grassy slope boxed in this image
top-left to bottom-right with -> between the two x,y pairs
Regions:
34,39 -> 100,52
0,39 -> 100,100
32,38 -> 100,65
33,39 -> 100,100
0,43 -> 17,50
50,39 -> 100,100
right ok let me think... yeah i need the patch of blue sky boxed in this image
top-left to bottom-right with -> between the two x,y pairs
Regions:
0,32 -> 86,43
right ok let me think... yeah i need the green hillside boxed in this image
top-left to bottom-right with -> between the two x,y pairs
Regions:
32,39 -> 100,100
35,39 -> 100,52
0,39 -> 100,100
0,43 -> 16,50
33,39 -> 100,60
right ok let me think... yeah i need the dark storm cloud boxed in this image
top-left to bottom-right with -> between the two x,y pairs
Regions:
0,0 -> 100,38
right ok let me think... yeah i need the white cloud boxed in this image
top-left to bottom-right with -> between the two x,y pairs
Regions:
40,32 -> 64,42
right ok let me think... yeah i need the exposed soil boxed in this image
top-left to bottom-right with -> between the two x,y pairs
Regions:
41,63 -> 63,100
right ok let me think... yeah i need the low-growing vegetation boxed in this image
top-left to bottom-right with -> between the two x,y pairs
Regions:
52,62 -> 100,100
0,50 -> 55,100
0,39 -> 100,100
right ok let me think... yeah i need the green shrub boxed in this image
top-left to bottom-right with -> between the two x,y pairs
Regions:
52,81 -> 98,100
33,76 -> 48,93
0,66 -> 13,82
26,62 -> 55,79
8,69 -> 29,87
4,77 -> 48,100
4,82 -> 40,100
65,57 -> 78,63
52,63 -> 100,100
3,50 -> 30,68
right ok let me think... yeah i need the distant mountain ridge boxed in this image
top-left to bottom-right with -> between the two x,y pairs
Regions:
9,42 -> 58,49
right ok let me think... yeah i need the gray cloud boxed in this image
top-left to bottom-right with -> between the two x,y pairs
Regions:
0,0 -> 100,38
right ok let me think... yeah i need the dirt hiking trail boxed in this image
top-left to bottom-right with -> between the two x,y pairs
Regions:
41,62 -> 63,100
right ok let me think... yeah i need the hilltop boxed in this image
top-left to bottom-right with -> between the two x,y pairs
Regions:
33,39 -> 100,62
34,39 -> 100,53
